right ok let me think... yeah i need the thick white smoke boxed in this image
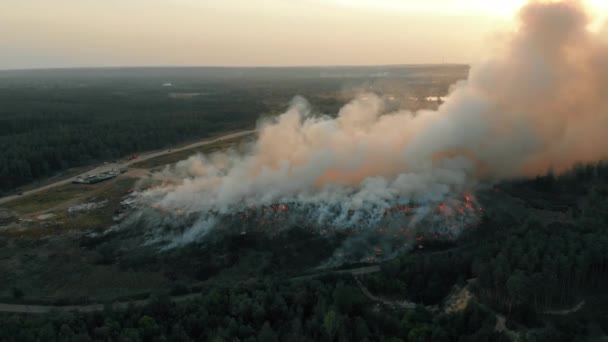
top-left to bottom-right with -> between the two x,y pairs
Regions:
127,0 -> 607,259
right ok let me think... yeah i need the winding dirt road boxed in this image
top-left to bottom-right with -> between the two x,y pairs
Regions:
543,300 -> 585,315
0,130 -> 255,206
354,275 -> 416,309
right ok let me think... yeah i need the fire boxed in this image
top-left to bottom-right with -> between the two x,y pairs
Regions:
143,191 -> 483,261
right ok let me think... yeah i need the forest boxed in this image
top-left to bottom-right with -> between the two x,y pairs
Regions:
362,162 -> 608,340
5,66 -> 602,340
0,277 -> 503,342
1,163 -> 607,341
0,66 -> 466,193
0,78 -> 273,193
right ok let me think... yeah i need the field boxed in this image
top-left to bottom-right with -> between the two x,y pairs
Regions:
0,174 -> 161,302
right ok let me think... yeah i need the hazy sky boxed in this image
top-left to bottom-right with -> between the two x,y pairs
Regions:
1,0 -> 606,70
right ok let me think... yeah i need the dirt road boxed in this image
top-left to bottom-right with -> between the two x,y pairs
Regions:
289,265 -> 381,281
543,300 -> 585,315
0,130 -> 255,206
0,293 -> 203,314
354,275 -> 416,309
0,266 -> 381,314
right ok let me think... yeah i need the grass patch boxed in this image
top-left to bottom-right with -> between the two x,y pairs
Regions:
3,184 -> 89,215
2,177 -> 136,239
59,177 -> 137,232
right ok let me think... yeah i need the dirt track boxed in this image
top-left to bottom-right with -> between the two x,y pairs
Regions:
0,130 -> 255,206
0,293 -> 203,314
289,265 -> 381,281
543,300 -> 585,315
0,266 -> 382,314
354,275 -> 416,309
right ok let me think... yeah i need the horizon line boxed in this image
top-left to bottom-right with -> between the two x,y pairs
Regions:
0,63 -> 471,73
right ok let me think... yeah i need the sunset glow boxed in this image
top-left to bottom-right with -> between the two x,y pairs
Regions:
0,0 -> 605,69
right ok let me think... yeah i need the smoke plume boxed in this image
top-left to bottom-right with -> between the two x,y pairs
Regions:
126,0 -> 608,261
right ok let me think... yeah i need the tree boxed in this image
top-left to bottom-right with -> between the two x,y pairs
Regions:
11,287 -> 24,300
353,317 -> 371,341
257,321 -> 278,342
332,286 -> 360,313
138,315 -> 161,340
38,322 -> 56,341
506,271 -> 528,317
407,324 -> 432,342
323,310 -> 339,342
59,324 -> 75,340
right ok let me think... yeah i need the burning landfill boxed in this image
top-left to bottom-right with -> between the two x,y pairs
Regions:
119,0 -> 607,264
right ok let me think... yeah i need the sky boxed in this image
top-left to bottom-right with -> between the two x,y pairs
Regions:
0,0 -> 606,70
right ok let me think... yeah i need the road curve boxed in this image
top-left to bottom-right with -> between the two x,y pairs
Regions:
0,130 -> 255,206
354,275 -> 416,309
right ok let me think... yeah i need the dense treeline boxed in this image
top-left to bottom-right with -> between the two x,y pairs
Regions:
4,163 -> 608,340
0,277 -> 504,342
0,71 -> 362,194
0,77 -> 358,193
0,67 -> 467,193
0,82 -> 268,192
362,162 -> 608,339
478,163 -> 608,317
